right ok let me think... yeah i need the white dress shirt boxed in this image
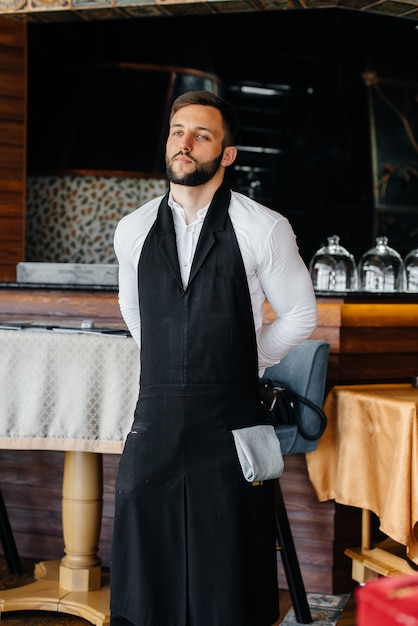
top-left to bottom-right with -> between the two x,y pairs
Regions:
114,189 -> 318,376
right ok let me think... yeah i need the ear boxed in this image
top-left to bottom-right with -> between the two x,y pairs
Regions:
221,146 -> 237,168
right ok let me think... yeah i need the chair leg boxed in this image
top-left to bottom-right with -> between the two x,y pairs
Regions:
0,489 -> 22,575
274,480 -> 312,624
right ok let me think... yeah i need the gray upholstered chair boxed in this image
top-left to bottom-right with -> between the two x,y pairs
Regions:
262,339 -> 330,624
262,339 -> 330,455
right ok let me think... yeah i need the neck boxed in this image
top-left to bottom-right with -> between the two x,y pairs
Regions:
170,175 -> 224,225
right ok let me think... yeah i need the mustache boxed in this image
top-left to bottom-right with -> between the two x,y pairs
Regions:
171,151 -> 197,163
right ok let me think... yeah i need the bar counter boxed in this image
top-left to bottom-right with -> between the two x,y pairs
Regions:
1,284 -> 418,387
263,290 -> 418,388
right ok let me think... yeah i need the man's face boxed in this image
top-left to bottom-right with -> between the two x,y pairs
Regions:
165,104 -> 227,187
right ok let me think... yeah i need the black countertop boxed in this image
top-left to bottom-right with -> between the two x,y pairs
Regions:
0,282 -> 118,292
1,283 -> 418,301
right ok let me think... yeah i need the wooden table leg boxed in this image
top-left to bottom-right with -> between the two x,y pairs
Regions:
60,451 -> 103,591
345,508 -> 416,584
0,451 -> 110,625
361,508 -> 371,550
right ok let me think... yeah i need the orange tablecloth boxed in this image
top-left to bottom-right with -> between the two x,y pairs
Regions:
306,384 -> 418,564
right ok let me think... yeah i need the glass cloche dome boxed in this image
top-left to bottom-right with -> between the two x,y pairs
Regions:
358,236 -> 406,293
404,248 -> 418,293
309,235 -> 358,292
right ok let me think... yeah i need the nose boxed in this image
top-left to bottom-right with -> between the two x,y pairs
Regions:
179,132 -> 192,153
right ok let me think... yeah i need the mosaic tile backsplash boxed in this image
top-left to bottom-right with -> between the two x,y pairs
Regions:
26,174 -> 168,264
2,0 -> 418,25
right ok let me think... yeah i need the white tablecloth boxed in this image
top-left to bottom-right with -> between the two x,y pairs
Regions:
0,329 -> 140,453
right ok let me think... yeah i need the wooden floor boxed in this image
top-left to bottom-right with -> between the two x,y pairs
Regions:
0,592 -> 357,625
335,593 -> 356,626
0,557 -> 357,625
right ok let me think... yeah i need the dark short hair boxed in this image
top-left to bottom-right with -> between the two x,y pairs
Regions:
169,90 -> 240,147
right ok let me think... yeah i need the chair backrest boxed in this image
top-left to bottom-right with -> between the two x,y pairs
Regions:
261,339 -> 330,455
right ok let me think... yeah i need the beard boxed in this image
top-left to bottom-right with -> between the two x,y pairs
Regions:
166,151 -> 224,187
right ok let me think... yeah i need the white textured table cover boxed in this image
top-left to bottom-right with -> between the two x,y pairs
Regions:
0,329 -> 140,453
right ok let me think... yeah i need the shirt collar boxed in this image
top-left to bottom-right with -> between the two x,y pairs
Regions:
168,191 -> 210,225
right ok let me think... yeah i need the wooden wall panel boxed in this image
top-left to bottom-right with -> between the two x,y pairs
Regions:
0,192 -> 24,215
0,122 -> 25,146
0,217 -> 23,238
0,31 -> 26,46
0,21 -> 27,282
0,47 -> 26,72
0,72 -> 25,98
0,94 -> 25,121
0,145 -> 25,169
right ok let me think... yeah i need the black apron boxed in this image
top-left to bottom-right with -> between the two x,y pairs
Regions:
110,185 -> 279,626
